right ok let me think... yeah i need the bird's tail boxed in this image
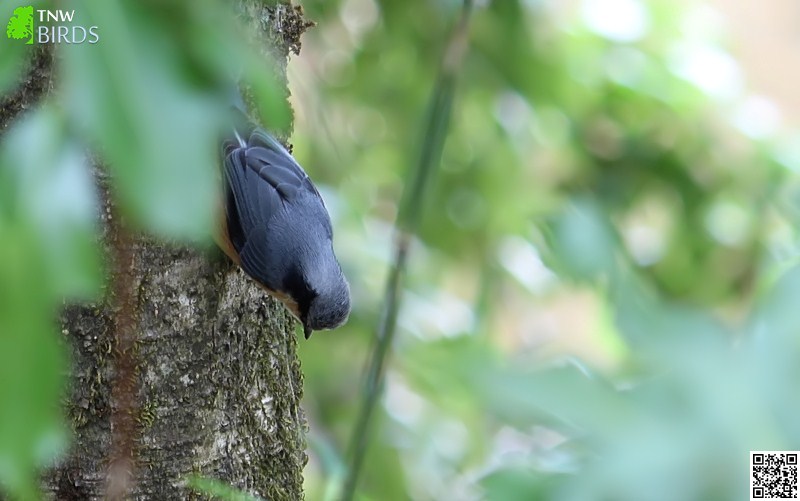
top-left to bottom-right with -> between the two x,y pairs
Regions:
227,85 -> 255,149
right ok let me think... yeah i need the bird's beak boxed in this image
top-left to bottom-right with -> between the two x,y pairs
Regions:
304,325 -> 313,339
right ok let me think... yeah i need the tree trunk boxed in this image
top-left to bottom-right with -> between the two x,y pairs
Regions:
53,241 -> 307,500
0,3 -> 311,500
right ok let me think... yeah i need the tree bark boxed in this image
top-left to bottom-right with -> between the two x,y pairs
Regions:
0,3 -> 311,500
53,239 -> 307,500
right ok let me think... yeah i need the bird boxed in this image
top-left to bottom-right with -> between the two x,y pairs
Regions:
216,110 -> 351,339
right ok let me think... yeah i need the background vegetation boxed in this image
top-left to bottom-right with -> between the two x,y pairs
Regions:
291,0 -> 800,499
1,0 -> 799,499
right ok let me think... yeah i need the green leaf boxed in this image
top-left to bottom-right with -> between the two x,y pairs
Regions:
480,467 -> 561,501
544,198 -> 618,281
186,475 -> 266,501
0,227 -> 68,501
62,0 -> 224,240
244,59 -> 293,135
1,106 -> 103,299
0,40 -> 27,93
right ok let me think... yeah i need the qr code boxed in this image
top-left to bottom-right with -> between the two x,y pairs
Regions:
751,451 -> 799,500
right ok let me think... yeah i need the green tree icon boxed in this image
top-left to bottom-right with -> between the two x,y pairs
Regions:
6,5 -> 34,45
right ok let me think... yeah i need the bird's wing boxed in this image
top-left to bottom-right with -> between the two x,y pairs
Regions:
246,129 -> 323,201
222,144 -> 282,287
237,225 -> 274,287
223,145 -> 282,235
222,128 -> 330,287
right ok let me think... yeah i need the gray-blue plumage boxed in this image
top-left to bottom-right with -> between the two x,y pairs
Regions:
221,127 -> 350,338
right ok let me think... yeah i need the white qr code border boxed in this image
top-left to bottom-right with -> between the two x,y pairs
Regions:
751,451 -> 799,500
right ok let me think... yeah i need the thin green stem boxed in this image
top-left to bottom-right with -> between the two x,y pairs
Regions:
341,2 -> 475,500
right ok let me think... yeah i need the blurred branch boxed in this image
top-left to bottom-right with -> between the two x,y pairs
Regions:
341,2 -> 475,499
105,201 -> 140,501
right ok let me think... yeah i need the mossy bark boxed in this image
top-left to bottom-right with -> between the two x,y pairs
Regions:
0,2 -> 312,500
53,242 -> 307,500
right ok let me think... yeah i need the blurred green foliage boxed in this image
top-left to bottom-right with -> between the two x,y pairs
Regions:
1,0 -> 800,500
187,474 -> 265,501
290,0 -> 800,500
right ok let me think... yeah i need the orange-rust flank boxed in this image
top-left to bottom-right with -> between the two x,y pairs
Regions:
261,286 -> 303,322
215,201 -> 240,266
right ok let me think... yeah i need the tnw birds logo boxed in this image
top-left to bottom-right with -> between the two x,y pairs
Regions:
6,5 -> 34,45
4,5 -> 99,44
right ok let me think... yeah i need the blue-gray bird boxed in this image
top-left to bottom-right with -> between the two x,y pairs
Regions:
217,117 -> 350,339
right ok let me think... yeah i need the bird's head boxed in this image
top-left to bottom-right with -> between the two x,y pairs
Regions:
302,273 -> 351,338
280,245 -> 351,339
